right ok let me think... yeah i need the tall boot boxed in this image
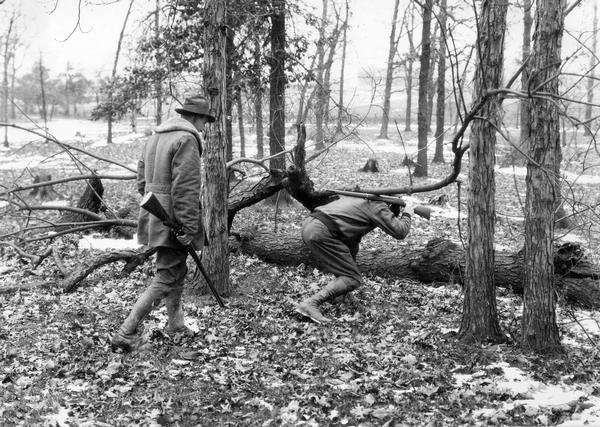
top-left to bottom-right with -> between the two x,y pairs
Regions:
111,286 -> 164,352
295,276 -> 360,324
165,286 -> 193,336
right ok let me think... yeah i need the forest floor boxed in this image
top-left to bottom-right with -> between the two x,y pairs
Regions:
1,119 -> 600,426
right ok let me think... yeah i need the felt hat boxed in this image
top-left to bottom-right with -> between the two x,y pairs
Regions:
175,96 -> 216,122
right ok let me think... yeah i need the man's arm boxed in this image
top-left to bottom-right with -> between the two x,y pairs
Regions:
170,135 -> 202,236
368,200 -> 411,240
136,145 -> 146,196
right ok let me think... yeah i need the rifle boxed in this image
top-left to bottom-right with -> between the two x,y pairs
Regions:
140,192 -> 225,308
325,189 -> 431,220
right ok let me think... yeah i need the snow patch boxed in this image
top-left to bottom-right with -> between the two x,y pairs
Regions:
496,166 -> 600,185
77,235 -> 141,251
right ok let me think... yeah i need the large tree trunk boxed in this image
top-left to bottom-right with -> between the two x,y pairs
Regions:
414,0 -> 432,177
378,0 -> 401,140
203,0 -> 231,296
459,0 -> 508,344
269,0 -> 286,170
232,232 -> 600,309
522,0 -> 565,352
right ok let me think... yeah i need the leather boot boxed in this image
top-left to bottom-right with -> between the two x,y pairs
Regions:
111,286 -> 163,352
165,286 -> 193,336
295,276 -> 360,324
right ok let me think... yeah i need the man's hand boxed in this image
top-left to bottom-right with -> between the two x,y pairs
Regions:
389,203 -> 401,217
177,233 -> 194,247
402,205 -> 415,217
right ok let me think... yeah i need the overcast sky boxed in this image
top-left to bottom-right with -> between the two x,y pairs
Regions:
4,0 -> 597,83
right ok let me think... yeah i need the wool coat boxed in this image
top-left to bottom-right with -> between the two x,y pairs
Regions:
136,117 -> 204,249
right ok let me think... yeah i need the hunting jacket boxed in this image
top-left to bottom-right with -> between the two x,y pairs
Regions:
136,117 -> 204,249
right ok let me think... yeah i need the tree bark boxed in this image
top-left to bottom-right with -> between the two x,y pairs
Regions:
585,3 -> 597,135
414,0 -> 432,177
232,232 -> 600,309
269,0 -> 286,170
522,0 -> 565,352
335,0 -> 349,135
432,0 -> 447,164
404,7 -> 416,132
253,39 -> 264,159
459,0 -> 508,344
236,86 -> 246,158
514,0 -> 533,165
378,0 -> 401,140
314,0 -> 329,151
203,0 -> 231,296
154,0 -> 163,125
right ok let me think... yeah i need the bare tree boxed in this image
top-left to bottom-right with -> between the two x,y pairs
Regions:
253,38 -> 265,159
335,0 -> 349,135
414,0 -> 433,177
107,0 -> 134,144
403,6 -> 417,132
202,0 -> 230,295
1,9 -> 15,147
269,0 -> 286,170
459,0 -> 508,344
378,0 -> 401,140
585,2 -> 598,135
154,0 -> 163,125
522,0 -> 565,352
432,0 -> 447,163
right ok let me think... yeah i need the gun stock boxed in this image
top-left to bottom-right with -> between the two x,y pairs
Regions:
140,192 -> 225,308
140,192 -> 180,231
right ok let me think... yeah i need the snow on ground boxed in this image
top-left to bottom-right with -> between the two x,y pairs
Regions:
77,234 -> 141,251
497,165 -> 600,185
455,362 -> 600,425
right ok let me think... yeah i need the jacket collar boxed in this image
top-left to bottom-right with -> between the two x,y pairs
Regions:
154,117 -> 202,145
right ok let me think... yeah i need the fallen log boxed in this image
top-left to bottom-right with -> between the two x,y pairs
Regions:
231,230 -> 600,309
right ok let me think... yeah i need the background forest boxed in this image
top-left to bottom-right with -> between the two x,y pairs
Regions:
1,0 -> 600,425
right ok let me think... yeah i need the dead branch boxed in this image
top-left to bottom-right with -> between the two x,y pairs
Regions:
63,247 -> 157,292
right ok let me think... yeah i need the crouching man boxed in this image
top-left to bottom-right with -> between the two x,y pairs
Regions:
296,196 -> 413,324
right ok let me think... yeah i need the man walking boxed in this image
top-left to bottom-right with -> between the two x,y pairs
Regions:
111,96 -> 215,352
296,196 -> 413,324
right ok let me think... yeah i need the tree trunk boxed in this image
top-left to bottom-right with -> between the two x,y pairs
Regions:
514,0 -> 533,165
335,0 -> 349,135
38,56 -> 49,134
522,0 -> 565,352
314,0 -> 328,151
269,0 -> 286,170
107,0 -> 134,144
155,0 -> 163,125
225,29 -> 234,162
236,85 -> 246,158
404,7 -> 416,132
459,0 -> 508,344
232,232 -> 600,308
378,0 -> 401,140
414,0 -> 432,177
1,15 -> 12,147
202,0 -> 231,296
432,0 -> 448,164
585,3 -> 597,135
253,39 -> 264,159
426,21 -> 439,132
